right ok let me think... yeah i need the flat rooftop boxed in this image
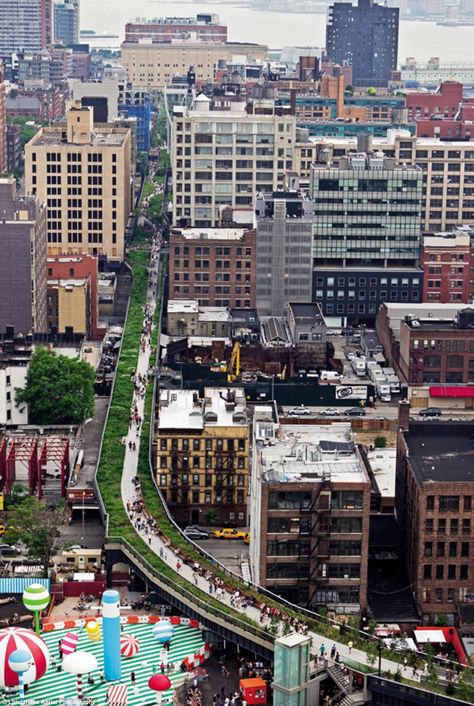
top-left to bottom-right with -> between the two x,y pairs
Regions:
404,422 -> 474,484
158,387 -> 247,431
403,319 -> 462,330
367,448 -> 396,498
32,129 -> 128,147
168,299 -> 199,314
255,419 -> 368,484
172,228 -> 246,240
289,302 -> 324,325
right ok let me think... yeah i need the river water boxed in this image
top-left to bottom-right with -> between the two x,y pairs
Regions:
80,0 -> 474,63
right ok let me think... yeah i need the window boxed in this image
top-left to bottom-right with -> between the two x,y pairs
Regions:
463,519 -> 471,535
438,519 -> 446,534
425,518 -> 433,533
436,565 -> 444,580
461,542 -> 470,557
439,495 -> 459,512
426,496 -> 434,510
465,496 -> 472,511
423,564 -> 432,579
435,588 -> 443,603
424,542 -> 433,557
449,542 -> 457,557
448,565 -> 456,580
437,542 -> 445,557
450,519 -> 458,535
330,491 -> 363,510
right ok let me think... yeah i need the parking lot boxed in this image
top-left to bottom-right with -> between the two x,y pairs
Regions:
192,536 -> 249,577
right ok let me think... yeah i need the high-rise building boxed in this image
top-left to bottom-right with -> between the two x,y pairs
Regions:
0,177 -> 48,334
53,0 -> 80,47
310,149 -> 423,324
249,408 -> 371,609
326,0 -> 399,86
0,63 -> 7,174
255,190 -> 315,317
0,0 -> 52,56
396,417 -> 474,623
25,103 -> 132,264
171,97 -> 295,227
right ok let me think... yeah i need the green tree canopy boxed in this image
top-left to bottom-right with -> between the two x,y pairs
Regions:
16,347 -> 94,425
4,497 -> 67,577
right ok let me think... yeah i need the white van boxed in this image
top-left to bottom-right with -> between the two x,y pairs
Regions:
319,370 -> 342,383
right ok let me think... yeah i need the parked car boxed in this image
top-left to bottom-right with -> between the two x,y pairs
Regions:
319,408 -> 340,417
214,528 -> 248,540
344,407 -> 366,417
319,370 -> 343,383
418,407 -> 441,417
288,406 -> 311,417
0,544 -> 17,557
183,527 -> 210,540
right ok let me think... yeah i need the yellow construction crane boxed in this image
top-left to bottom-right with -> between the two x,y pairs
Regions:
227,342 -> 241,382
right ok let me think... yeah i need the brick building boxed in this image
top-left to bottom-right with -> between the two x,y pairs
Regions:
47,255 -> 104,340
0,63 -> 6,174
249,408 -> 371,610
421,230 -> 471,304
396,417 -> 474,623
405,81 -> 463,120
396,308 -> 474,385
156,387 -> 249,527
169,227 -> 256,308
124,15 -> 227,44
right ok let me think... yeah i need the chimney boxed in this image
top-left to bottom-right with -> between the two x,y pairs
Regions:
398,400 -> 410,432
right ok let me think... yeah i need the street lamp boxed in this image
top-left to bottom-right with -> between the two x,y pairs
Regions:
81,491 -> 85,543
378,640 -> 383,676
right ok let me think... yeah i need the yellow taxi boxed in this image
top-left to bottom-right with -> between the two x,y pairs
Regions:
243,533 -> 250,545
213,528 -> 247,540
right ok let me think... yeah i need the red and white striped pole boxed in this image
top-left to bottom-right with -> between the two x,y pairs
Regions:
77,673 -> 83,700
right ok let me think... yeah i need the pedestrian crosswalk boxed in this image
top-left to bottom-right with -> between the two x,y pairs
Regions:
21,622 -> 204,706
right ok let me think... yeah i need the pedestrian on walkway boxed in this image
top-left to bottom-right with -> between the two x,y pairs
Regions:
330,644 -> 336,660
348,640 -> 353,654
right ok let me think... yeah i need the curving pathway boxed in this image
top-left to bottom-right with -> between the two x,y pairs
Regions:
116,232 -> 421,689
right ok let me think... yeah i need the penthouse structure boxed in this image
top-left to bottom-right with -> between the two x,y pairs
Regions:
249,408 -> 371,611
25,103 -> 132,264
125,15 -> 227,44
156,388 -> 249,527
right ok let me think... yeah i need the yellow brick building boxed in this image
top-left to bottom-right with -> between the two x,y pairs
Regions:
156,387 -> 249,527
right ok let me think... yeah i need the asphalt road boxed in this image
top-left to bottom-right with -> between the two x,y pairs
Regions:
192,536 -> 249,577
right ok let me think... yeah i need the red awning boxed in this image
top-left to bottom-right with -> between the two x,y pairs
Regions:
430,386 -> 474,398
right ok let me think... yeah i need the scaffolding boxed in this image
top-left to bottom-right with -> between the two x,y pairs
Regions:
5,436 -> 69,499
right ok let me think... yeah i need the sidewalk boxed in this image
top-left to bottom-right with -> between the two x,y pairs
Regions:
118,232 -> 416,685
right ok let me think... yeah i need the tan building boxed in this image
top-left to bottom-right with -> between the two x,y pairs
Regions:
47,278 -> 91,337
25,103 -> 132,263
295,132 -> 474,232
156,387 -> 249,527
172,98 -> 296,227
167,300 -> 231,340
120,39 -> 267,89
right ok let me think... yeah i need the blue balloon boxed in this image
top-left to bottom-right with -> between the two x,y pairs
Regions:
152,622 -> 174,644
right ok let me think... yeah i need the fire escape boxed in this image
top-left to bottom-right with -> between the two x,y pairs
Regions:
306,474 -> 332,607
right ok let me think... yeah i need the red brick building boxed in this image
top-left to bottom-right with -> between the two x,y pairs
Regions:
47,254 -> 104,340
421,231 -> 471,304
398,308 -> 474,384
169,227 -> 256,308
406,81 -> 463,120
396,417 -> 474,622
125,15 -> 227,44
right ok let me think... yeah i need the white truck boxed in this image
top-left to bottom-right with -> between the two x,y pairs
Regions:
376,378 -> 391,402
369,365 -> 384,383
386,374 -> 400,395
351,356 -> 366,377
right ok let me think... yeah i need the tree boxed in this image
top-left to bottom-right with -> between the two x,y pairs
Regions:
4,497 -> 67,577
374,435 -> 387,448
204,508 -> 218,526
458,668 -> 474,703
16,348 -> 94,425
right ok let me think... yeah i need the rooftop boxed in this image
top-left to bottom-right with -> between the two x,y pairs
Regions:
198,307 -> 231,323
380,303 -> 468,338
404,421 -> 474,485
32,127 -> 128,147
367,447 -> 396,498
168,299 -> 199,315
254,417 -> 368,484
171,227 -> 246,240
158,387 -> 248,431
288,302 -> 324,325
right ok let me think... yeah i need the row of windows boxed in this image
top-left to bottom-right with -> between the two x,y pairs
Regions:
159,456 -> 246,470
424,541 -> 470,558
425,518 -> 471,534
426,495 -> 471,512
159,473 -> 246,487
268,490 -> 363,510
166,490 -> 246,505
159,437 -> 246,452
423,564 -> 469,580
